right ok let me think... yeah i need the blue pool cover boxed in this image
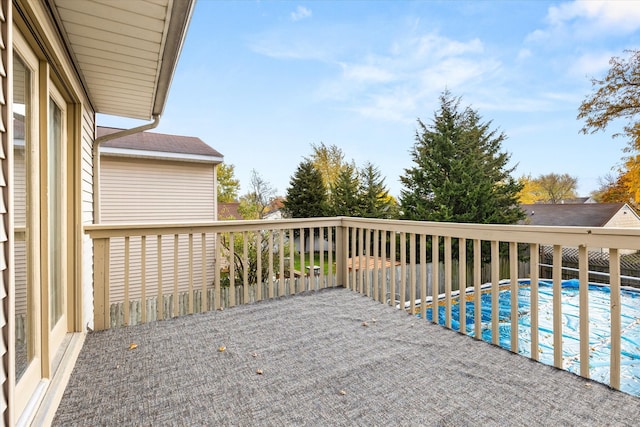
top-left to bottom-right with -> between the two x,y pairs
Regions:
422,279 -> 640,397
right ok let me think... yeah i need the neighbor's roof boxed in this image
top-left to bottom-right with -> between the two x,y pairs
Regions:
519,203 -> 631,227
47,0 -> 195,120
98,126 -> 223,163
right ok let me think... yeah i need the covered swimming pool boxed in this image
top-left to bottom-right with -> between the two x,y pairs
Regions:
422,279 -> 640,397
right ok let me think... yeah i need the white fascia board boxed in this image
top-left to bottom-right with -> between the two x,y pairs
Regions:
99,146 -> 223,164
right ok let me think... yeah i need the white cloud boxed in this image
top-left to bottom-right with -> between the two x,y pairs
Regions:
290,6 -> 312,22
548,0 -> 640,33
517,48 -> 532,61
340,63 -> 396,84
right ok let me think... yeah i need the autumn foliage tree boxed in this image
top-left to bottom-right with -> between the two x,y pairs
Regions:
578,49 -> 640,210
518,173 -> 578,203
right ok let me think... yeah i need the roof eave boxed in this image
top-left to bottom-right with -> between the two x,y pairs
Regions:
152,0 -> 196,118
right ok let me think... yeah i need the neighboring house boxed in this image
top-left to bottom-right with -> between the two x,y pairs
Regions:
3,0 -> 196,424
98,127 -> 223,316
218,202 -> 243,220
519,203 -> 640,228
98,127 -> 223,223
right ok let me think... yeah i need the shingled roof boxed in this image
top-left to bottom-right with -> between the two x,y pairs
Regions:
519,203 -> 632,227
98,126 -> 223,159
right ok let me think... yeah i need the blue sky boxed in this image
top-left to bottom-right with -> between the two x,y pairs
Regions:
99,0 -> 640,198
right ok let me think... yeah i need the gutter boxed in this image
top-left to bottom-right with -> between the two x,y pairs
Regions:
93,115 -> 161,222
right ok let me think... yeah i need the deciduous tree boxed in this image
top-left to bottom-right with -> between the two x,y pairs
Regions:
578,49 -> 640,207
238,169 -> 277,219
217,163 -> 240,203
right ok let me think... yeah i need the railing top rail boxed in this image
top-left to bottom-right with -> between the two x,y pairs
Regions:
84,217 -> 345,238
339,217 -> 640,250
84,216 -> 640,250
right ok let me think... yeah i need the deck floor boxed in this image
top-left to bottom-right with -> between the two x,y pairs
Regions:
54,287 -> 640,426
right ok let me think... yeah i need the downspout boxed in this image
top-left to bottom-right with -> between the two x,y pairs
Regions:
92,115 -> 161,223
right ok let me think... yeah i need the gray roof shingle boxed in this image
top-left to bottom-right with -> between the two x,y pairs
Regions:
98,126 -> 223,158
519,203 -> 629,227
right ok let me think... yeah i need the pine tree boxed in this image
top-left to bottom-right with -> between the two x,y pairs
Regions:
283,160 -> 328,218
400,90 -> 524,224
358,162 -> 398,218
329,163 -> 360,217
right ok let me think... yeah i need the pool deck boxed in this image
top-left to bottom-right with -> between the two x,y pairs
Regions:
54,287 -> 640,426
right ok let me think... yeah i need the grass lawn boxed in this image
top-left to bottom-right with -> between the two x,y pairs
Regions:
291,252 -> 335,276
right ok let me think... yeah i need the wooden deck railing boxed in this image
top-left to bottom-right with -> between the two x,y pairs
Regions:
85,217 -> 640,393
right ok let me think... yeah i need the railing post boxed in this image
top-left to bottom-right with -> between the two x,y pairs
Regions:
93,237 -> 110,331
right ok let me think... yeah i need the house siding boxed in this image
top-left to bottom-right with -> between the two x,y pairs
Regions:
1,0 -> 10,420
100,156 -> 216,309
604,206 -> 640,228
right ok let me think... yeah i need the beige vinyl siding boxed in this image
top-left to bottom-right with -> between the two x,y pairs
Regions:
1,0 -> 9,418
101,156 -> 215,223
604,206 -> 640,228
101,156 -> 216,306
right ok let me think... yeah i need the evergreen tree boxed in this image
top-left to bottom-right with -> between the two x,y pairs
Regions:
358,162 -> 398,218
283,160 -> 328,218
400,90 -> 524,224
329,163 -> 360,216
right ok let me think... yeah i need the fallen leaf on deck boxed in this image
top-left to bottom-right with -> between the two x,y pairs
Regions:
361,322 -> 368,327
218,346 -> 226,352
339,390 -> 347,395
252,352 -> 258,358
128,343 -> 138,350
256,369 -> 263,375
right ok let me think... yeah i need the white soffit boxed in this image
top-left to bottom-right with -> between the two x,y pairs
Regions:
51,0 -> 195,120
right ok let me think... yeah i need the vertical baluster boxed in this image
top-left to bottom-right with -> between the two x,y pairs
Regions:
373,229 -> 379,302
157,235 -> 163,320
188,233 -> 194,314
289,229 -> 295,293
243,231 -> 249,304
173,234 -> 179,317
365,229 -> 371,296
279,230 -> 285,296
409,233 -> 416,314
328,226 -> 334,288
256,232 -> 263,301
458,238 -> 466,334
473,239 -> 481,338
319,227 -> 325,289
268,231 -> 274,298
444,236 -> 452,329
350,227 -> 357,291
420,234 -> 427,320
229,233 -> 235,307
212,233 -> 218,311
578,244 -> 589,376
552,244 -> 563,368
389,232 -> 396,307
299,228 -> 305,292
610,248 -> 621,390
310,228 -> 316,291
509,241 -> 518,353
381,231 -> 387,304
141,235 -> 147,322
432,236 -> 439,324
400,232 -> 406,311
124,236 -> 130,326
358,228 -> 365,294
530,243 -> 539,360
491,240 -> 499,345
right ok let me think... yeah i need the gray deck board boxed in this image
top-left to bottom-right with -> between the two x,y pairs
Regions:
54,287 -> 640,426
